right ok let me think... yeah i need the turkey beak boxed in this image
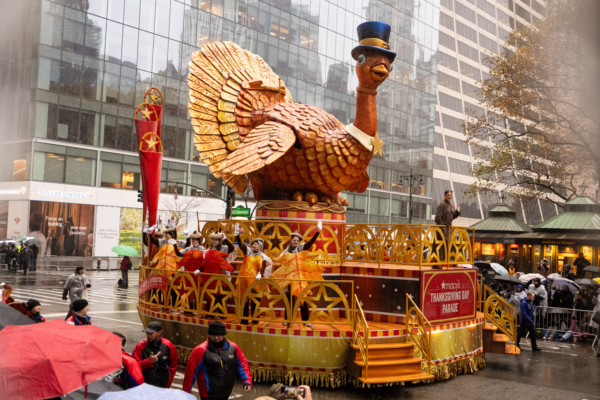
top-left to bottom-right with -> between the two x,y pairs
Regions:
370,64 -> 389,82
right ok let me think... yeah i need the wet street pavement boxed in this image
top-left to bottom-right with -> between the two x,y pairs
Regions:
2,269 -> 599,400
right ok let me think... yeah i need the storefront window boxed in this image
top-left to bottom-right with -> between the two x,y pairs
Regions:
99,152 -> 123,188
122,155 -> 141,190
481,243 -> 494,262
65,147 -> 97,186
33,143 -> 96,186
99,152 -> 140,190
0,142 -> 32,182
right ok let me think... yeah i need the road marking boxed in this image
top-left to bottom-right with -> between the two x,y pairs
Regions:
169,383 -> 199,393
44,310 -> 140,318
90,315 -> 143,325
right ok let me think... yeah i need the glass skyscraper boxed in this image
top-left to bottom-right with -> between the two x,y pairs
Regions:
432,0 -> 554,226
0,0 -> 440,236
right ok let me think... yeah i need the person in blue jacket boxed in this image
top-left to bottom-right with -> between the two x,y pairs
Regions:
516,292 -> 542,351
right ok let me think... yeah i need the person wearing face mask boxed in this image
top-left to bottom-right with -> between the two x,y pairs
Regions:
235,225 -> 273,325
280,221 -> 322,327
183,321 -> 252,399
132,321 -> 178,388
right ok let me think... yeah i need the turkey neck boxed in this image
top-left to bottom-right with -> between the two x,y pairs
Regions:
353,90 -> 378,137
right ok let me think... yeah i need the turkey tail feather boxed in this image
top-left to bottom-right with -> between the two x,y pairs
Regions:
187,41 -> 292,194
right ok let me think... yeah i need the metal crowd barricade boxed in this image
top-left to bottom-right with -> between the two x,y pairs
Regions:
535,306 -> 598,346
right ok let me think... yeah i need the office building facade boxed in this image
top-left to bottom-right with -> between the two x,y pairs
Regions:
432,0 -> 554,227
0,0 -> 439,255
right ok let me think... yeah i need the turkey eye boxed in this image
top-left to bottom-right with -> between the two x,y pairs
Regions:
358,54 -> 366,66
390,65 -> 394,72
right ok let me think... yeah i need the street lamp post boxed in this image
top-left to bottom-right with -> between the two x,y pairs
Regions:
397,169 -> 424,224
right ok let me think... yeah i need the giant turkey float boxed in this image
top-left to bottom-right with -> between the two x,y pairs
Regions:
135,22 -> 519,389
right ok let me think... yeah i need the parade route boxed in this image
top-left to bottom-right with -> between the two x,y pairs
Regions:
2,268 -> 599,400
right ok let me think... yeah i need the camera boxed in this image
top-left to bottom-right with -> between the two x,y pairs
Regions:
281,386 -> 305,398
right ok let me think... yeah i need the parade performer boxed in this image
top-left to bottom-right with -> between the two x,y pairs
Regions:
198,249 -> 235,318
181,231 -> 207,255
277,221 -> 322,327
235,224 -> 273,324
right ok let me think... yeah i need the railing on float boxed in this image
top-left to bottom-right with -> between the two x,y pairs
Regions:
482,284 -> 518,345
405,293 -> 432,375
195,220 -> 475,270
138,266 -> 354,325
352,294 -> 369,381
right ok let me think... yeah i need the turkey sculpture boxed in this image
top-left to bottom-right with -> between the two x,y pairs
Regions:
187,22 -> 395,205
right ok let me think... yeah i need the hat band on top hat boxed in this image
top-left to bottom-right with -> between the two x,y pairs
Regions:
359,38 -> 390,50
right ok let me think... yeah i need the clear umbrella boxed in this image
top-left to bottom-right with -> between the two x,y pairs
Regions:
549,278 -> 580,294
98,384 -> 195,400
489,263 -> 508,276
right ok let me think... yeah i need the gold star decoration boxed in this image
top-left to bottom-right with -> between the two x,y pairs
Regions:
371,131 -> 384,157
140,107 -> 153,120
150,93 -> 159,103
145,136 -> 160,150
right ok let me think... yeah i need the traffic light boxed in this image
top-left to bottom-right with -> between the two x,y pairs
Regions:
137,190 -> 143,203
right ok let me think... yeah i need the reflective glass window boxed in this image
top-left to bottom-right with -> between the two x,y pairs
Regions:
108,0 -> 125,22
124,0 -> 141,27
65,147 -> 97,186
33,143 -> 67,183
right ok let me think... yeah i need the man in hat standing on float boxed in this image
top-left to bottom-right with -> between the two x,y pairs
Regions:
183,321 -> 252,399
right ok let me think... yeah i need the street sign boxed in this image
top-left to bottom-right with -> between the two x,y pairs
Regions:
231,205 -> 251,218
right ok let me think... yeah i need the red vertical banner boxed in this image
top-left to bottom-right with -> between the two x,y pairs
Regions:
134,88 -> 165,259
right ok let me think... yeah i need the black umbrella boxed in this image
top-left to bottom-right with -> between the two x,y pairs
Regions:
574,278 -> 600,287
62,378 -> 122,399
0,302 -> 35,331
583,266 -> 600,273
494,275 -> 522,285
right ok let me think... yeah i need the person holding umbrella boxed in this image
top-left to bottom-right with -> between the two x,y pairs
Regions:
132,321 -> 178,388
120,256 -> 133,289
183,321 -> 252,398
26,299 -> 45,323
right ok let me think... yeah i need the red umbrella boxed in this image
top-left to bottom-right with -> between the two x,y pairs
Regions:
0,319 -> 122,400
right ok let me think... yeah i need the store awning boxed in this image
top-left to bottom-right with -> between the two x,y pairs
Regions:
471,232 -> 519,244
514,232 -> 600,246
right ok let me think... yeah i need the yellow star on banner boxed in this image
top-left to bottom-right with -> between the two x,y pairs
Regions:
141,107 -> 152,120
145,136 -> 159,150
371,131 -> 384,157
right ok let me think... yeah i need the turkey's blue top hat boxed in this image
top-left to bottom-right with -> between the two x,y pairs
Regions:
351,21 -> 396,62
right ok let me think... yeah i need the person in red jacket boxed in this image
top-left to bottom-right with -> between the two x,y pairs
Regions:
25,299 -> 46,323
132,321 -> 178,388
112,332 -> 144,389
66,299 -> 91,325
183,321 -> 252,399
119,256 -> 132,289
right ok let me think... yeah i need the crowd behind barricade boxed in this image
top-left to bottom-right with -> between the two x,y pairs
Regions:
0,240 -> 40,274
490,260 -> 600,357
